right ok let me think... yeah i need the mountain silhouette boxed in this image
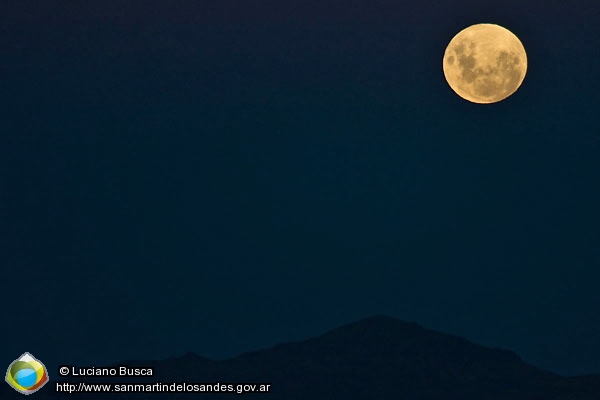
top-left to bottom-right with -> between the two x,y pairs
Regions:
3,315 -> 600,399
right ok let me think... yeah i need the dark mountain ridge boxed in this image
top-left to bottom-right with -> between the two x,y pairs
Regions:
3,315 -> 599,399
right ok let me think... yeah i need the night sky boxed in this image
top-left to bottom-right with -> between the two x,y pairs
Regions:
2,1 -> 599,377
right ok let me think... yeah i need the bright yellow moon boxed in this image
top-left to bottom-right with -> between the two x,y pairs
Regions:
443,23 -> 527,104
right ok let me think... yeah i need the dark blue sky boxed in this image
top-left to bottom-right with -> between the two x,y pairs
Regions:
1,1 -> 599,376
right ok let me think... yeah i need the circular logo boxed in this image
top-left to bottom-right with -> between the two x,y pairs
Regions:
5,353 -> 49,395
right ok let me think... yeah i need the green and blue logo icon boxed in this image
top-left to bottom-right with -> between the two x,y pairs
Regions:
5,353 -> 49,395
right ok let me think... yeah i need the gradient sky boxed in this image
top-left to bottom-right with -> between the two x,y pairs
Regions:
2,0 -> 599,376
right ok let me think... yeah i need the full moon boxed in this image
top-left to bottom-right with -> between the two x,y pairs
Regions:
443,23 -> 527,104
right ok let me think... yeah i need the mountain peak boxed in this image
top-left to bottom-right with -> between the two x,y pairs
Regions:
3,315 -> 599,399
